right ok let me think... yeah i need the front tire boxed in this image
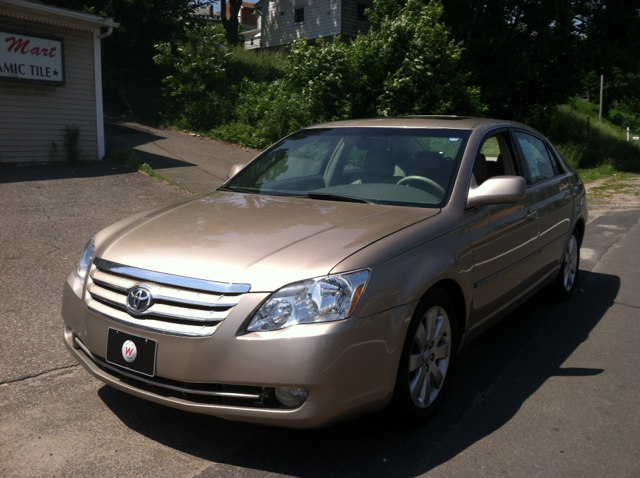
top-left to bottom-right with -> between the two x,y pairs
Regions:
389,288 -> 458,425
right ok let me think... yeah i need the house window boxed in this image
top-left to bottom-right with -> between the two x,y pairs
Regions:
294,7 -> 304,23
357,3 -> 367,20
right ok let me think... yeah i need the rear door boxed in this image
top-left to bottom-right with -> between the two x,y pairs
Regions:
512,130 -> 573,280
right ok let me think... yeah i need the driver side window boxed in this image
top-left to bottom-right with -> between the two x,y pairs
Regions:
473,133 -> 518,186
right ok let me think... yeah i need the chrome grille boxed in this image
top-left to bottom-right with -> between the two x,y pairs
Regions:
86,258 -> 250,337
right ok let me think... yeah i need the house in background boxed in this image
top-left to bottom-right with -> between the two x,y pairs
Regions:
195,2 -> 257,31
259,0 -> 372,48
243,0 -> 262,49
193,5 -> 222,24
230,1 -> 258,30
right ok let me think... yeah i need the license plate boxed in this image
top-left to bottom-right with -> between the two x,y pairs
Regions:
106,328 -> 157,377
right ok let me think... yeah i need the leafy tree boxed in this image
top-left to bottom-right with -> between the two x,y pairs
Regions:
218,0 -> 244,46
154,24 -> 231,130
154,23 -> 286,130
41,0 -> 205,119
214,0 -> 483,148
441,0 -> 583,121
353,0 -> 483,117
577,0 -> 640,116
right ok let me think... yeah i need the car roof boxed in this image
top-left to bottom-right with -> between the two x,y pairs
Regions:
308,116 -> 526,130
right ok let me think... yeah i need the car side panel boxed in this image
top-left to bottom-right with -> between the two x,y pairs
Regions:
333,215 -> 475,322
532,173 -> 574,278
466,192 -> 540,326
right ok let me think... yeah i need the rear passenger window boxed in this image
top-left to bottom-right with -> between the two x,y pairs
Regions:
514,132 -> 560,184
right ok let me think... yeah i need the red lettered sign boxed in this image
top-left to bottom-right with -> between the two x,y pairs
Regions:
0,29 -> 65,85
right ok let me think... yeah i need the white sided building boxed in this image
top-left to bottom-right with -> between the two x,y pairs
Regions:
260,0 -> 372,48
0,0 -> 118,164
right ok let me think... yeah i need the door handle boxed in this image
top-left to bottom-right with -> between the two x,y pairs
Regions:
526,209 -> 538,221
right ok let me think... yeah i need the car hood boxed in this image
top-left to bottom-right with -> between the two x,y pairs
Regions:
99,191 -> 439,292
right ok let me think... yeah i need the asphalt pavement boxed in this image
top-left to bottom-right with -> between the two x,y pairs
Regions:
0,125 -> 638,478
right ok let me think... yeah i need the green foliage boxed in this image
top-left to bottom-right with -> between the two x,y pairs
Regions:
353,0 -> 484,117
154,24 -> 231,131
527,98 -> 640,172
577,164 -> 618,183
211,0 -> 483,148
578,1 -> 640,115
608,109 -> 640,132
154,24 -> 287,132
441,0 -> 584,120
63,124 -> 81,163
49,142 -> 59,162
42,0 -> 207,120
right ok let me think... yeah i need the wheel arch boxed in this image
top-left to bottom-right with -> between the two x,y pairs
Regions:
426,278 -> 467,349
573,217 -> 585,246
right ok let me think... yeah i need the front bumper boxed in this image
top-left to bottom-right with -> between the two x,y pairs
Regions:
62,272 -> 414,428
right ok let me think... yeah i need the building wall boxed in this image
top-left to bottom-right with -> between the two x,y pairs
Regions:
341,0 -> 371,38
0,17 -> 98,163
262,0 -> 341,48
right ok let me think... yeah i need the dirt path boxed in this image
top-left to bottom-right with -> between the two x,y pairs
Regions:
584,172 -> 640,223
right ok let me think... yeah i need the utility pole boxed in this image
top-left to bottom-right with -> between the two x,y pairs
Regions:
599,75 -> 604,122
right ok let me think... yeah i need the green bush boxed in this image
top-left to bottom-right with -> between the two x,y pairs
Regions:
154,24 -> 287,132
608,109 -> 640,131
211,0 -> 484,148
527,98 -> 640,171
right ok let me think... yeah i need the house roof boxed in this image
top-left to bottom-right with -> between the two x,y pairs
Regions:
0,0 -> 119,31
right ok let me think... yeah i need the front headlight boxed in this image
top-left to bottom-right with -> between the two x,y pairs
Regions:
247,270 -> 370,332
77,237 -> 95,280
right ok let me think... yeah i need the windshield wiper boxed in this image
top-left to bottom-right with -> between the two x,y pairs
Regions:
220,186 -> 309,198
219,186 -> 258,194
306,192 -> 379,204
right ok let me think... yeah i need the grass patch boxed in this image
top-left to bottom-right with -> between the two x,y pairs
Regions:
109,146 -> 195,195
582,170 -> 640,200
528,98 -> 640,173
577,164 -> 619,183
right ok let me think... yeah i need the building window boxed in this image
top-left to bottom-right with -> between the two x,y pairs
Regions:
294,7 -> 304,23
357,3 -> 368,20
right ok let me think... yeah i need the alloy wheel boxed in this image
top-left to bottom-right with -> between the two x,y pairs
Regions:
408,305 -> 452,408
563,235 -> 578,292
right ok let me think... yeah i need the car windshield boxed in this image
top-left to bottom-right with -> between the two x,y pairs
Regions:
222,127 -> 471,207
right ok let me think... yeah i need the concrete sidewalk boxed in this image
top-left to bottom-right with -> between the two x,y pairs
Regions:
105,117 -> 262,194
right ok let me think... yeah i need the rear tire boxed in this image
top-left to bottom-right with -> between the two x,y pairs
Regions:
550,231 -> 580,302
389,288 -> 458,426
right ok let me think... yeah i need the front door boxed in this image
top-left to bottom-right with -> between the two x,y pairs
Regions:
467,130 -> 541,327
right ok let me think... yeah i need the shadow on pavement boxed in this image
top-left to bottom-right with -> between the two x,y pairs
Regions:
0,162 -> 136,184
98,269 -> 619,477
105,121 -> 198,170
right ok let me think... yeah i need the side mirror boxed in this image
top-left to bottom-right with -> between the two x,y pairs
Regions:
467,176 -> 526,208
227,163 -> 245,179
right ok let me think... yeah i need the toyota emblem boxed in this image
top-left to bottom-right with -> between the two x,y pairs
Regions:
126,286 -> 153,315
